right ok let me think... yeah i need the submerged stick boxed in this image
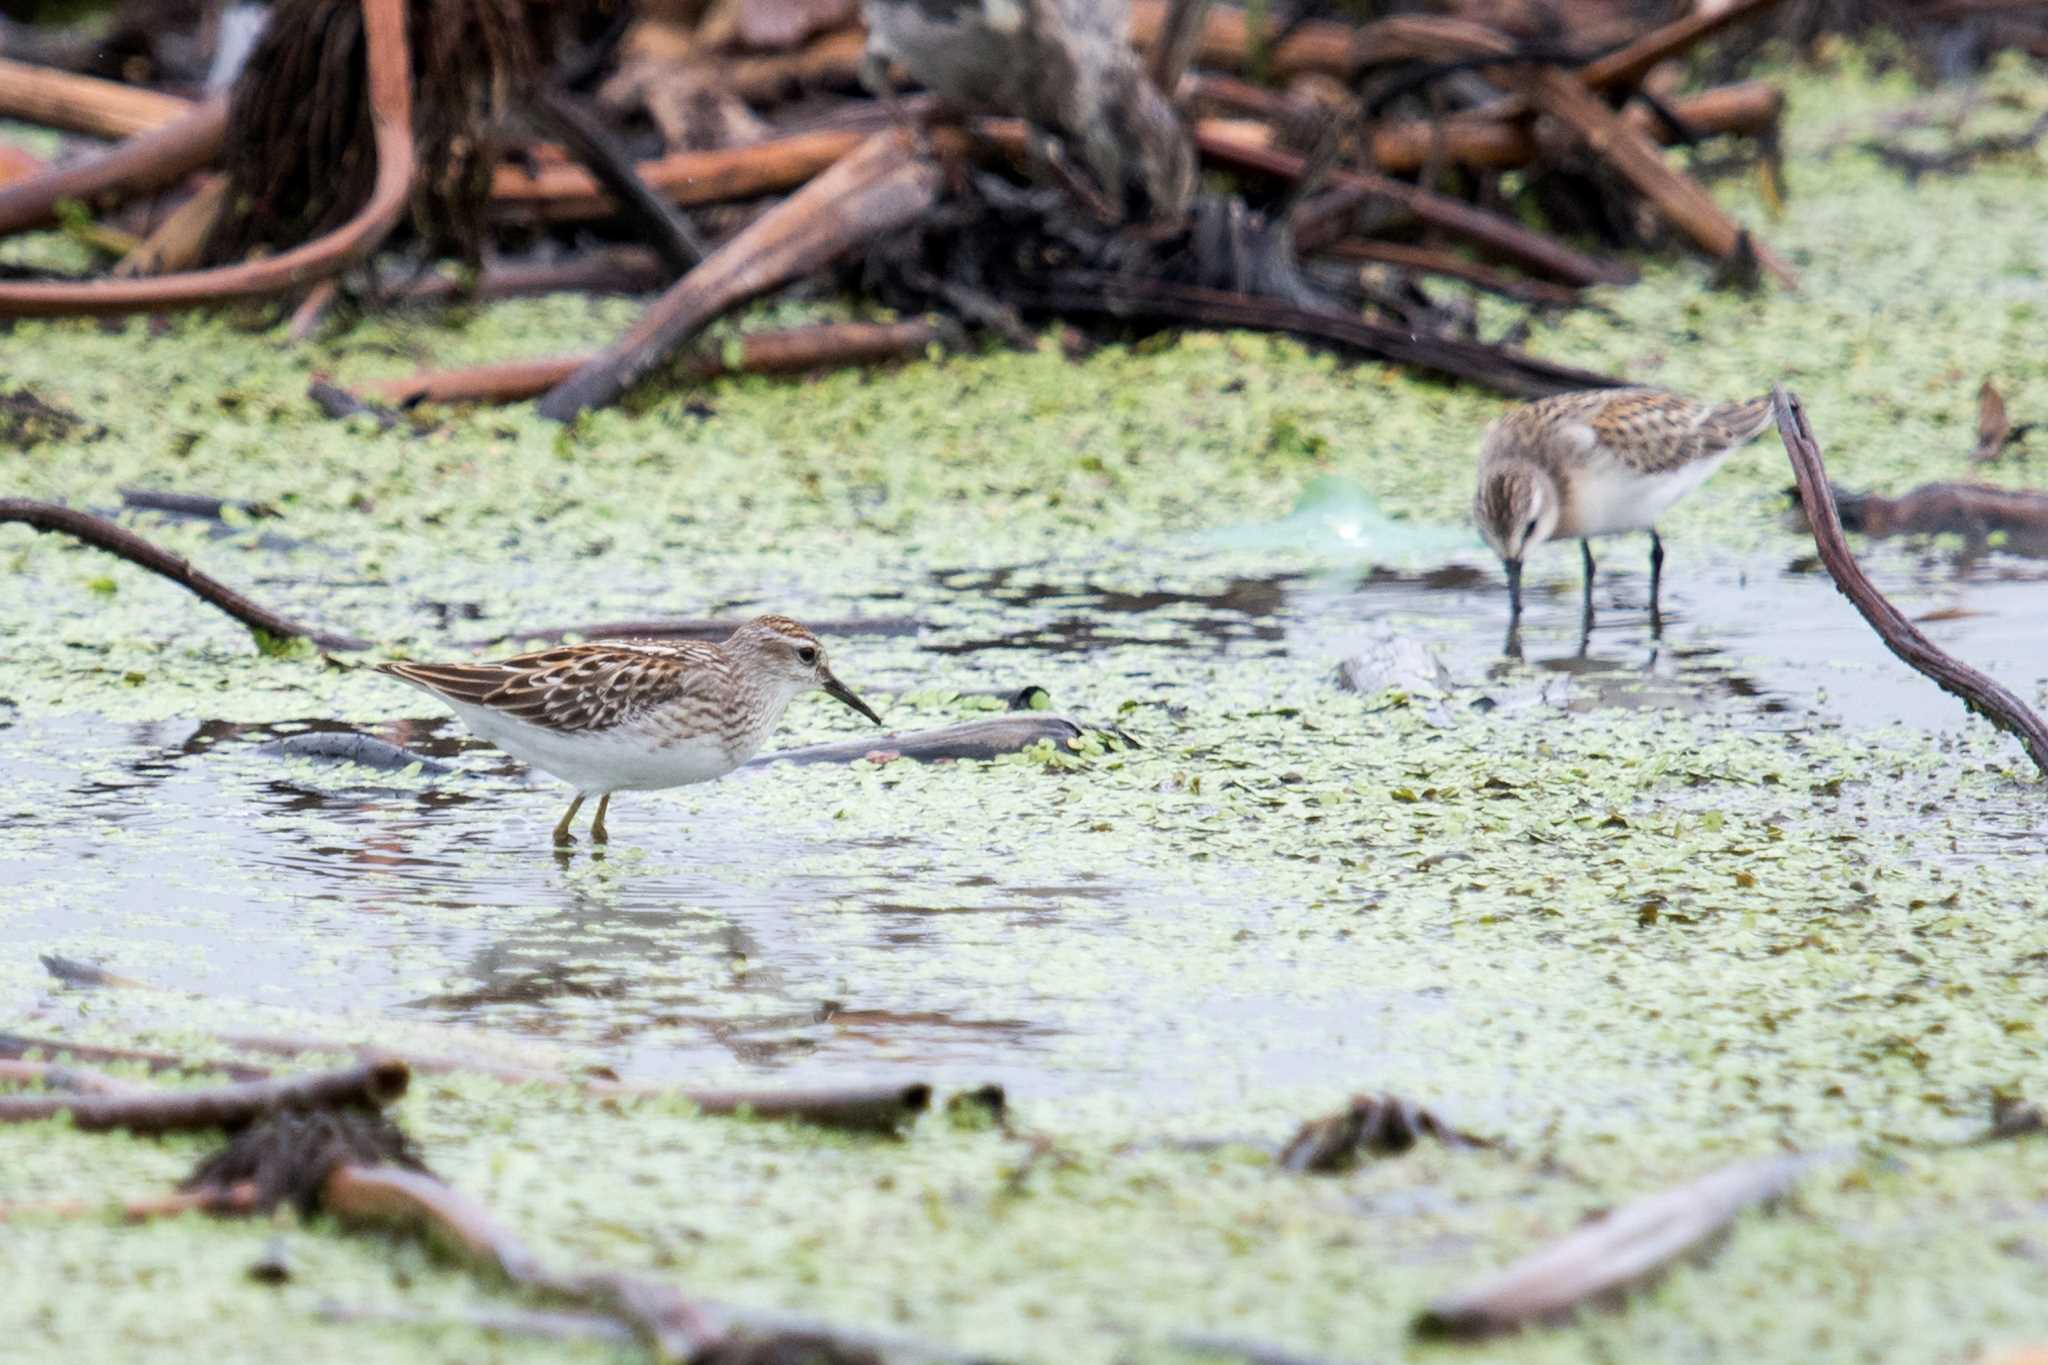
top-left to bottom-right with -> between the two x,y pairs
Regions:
0,0 -> 413,317
0,1060 -> 409,1133
1415,1153 -> 1817,1338
539,130 -> 942,421
0,499 -> 372,651
1774,387 -> 2048,777
366,319 -> 942,407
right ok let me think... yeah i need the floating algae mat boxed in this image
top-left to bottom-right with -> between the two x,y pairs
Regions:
3,55 -> 2048,1365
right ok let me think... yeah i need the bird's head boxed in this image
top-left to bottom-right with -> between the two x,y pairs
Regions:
728,616 -> 882,724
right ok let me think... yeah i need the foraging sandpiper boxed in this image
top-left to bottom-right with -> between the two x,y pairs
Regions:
378,616 -> 881,847
1472,387 -> 1774,634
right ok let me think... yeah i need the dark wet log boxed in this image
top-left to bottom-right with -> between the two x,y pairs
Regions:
39,954 -> 155,990
0,499 -> 372,651
214,1030 -> 939,1135
1278,1094 -> 1492,1174
745,714 -> 1118,767
366,319 -> 943,406
0,95 -> 228,237
1015,272 -> 1622,398
0,0 -> 412,317
660,1083 -> 933,1135
534,84 -> 704,272
0,56 -> 195,138
259,731 -> 455,777
1195,129 -> 1630,288
1315,239 -> 1583,306
1828,480 -> 2048,550
1775,388 -> 2048,776
0,1060 -> 410,1133
118,487 -> 280,521
1415,1153 -> 1817,1338
540,130 -> 942,422
0,1032 -> 271,1081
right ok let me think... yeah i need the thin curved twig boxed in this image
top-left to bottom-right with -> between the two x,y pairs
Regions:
0,499 -> 373,651
0,0 -> 413,318
1774,386 -> 2048,777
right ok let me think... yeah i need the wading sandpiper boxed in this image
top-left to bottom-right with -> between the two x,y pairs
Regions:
378,616 -> 881,847
1472,387 -> 1774,636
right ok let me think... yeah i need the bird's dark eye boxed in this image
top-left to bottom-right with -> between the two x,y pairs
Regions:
1525,518 -> 1539,537
797,646 -> 818,665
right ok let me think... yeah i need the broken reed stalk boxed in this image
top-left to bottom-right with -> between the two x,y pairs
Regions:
1194,129 -> 1630,287
1773,387 -> 2048,777
0,499 -> 373,651
366,318 -> 942,405
1415,1153 -> 1816,1337
539,130 -> 942,422
0,56 -> 196,138
0,0 -> 413,317
0,96 -> 229,237
533,84 -> 705,272
0,1059 -> 409,1134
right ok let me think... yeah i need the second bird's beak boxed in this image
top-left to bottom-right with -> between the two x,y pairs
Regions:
821,673 -> 883,726
1503,559 -> 1523,618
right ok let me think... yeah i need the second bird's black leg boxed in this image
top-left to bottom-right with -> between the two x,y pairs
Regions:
1648,530 -> 1666,637
1579,539 -> 1598,647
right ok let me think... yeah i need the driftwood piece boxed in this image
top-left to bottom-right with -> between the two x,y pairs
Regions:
539,130 -> 942,421
259,730 -> 455,777
0,499 -> 372,651
0,0 -> 412,318
1829,480 -> 2048,552
0,56 -> 197,138
744,714 -> 1115,767
0,96 -> 229,237
492,128 -> 866,222
1415,1153 -> 1817,1338
0,1060 -> 409,1133
365,318 -> 942,406
1774,387 -> 2048,776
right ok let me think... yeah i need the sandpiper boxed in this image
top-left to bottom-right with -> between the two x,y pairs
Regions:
377,616 -> 881,847
1472,387 -> 1774,631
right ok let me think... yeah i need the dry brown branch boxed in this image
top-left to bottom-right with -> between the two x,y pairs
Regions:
492,128 -> 866,222
1373,81 -> 1783,174
0,96 -> 228,237
1578,0 -> 1787,92
365,318 -> 941,405
0,1060 -> 409,1133
0,499 -> 373,651
535,84 -> 704,271
655,1083 -> 932,1134
1832,481 -> 2048,549
1195,128 -> 1630,287
111,177 -> 229,277
0,56 -> 196,138
1774,387 -> 2048,776
0,1058 -> 148,1096
1415,1153 -> 1817,1338
1515,66 -> 1798,287
0,0 -> 412,317
540,130 -> 942,421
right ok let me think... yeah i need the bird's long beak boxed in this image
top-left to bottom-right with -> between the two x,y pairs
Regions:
1503,559 -> 1523,619
821,672 -> 882,726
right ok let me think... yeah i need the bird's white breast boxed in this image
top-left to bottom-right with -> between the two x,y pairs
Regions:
444,701 -> 750,795
1567,446 -> 1735,539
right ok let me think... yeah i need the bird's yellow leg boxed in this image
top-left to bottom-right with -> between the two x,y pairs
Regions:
590,794 -> 611,844
553,795 -> 585,847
